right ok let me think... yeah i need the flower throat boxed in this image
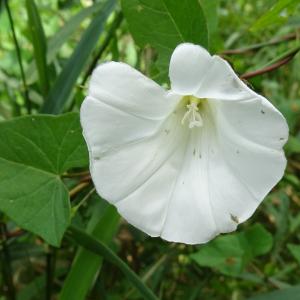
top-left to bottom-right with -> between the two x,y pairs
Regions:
181,96 -> 206,129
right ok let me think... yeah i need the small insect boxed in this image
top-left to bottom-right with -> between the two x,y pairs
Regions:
230,214 -> 239,224
261,109 -> 265,114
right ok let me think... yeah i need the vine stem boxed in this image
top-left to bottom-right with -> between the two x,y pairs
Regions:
241,47 -> 299,79
69,181 -> 90,198
4,0 -> 31,113
72,187 -> 95,212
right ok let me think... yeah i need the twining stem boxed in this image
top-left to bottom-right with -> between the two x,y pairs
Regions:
69,181 -> 90,198
259,45 -> 300,69
72,187 -> 96,214
241,48 -> 299,79
4,0 -> 31,114
66,225 -> 160,300
4,229 -> 24,238
81,12 -> 123,85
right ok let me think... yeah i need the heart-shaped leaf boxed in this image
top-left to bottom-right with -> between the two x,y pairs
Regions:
0,113 -> 88,246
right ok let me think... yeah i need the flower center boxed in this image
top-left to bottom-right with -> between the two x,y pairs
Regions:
181,96 -> 204,129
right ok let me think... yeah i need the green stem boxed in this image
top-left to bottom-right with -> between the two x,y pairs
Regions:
71,187 -> 95,215
67,225 -> 159,300
4,0 -> 31,113
241,46 -> 300,80
259,45 -> 300,69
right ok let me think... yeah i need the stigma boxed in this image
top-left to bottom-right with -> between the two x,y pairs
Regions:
181,96 -> 204,129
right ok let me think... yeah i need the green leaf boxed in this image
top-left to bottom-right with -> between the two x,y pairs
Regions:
199,0 -> 220,51
121,0 -> 208,81
251,0 -> 300,32
190,224 -> 273,276
41,0 -> 116,114
26,1 -> 106,85
59,203 -> 120,300
67,225 -> 159,300
0,113 -> 88,246
247,285 -> 300,300
25,0 -> 49,97
287,244 -> 300,265
243,224 -> 274,257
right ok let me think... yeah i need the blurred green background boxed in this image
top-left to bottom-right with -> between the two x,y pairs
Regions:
0,0 -> 300,299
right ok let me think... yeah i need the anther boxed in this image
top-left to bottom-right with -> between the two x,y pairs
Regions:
181,101 -> 203,128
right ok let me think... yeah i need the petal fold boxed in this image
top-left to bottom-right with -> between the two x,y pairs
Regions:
169,43 -> 255,101
81,62 -> 180,157
213,95 -> 288,201
169,43 -> 212,95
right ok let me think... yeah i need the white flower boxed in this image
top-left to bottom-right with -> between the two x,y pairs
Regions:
80,43 -> 288,244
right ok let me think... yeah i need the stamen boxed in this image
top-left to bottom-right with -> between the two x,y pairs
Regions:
181,100 -> 203,128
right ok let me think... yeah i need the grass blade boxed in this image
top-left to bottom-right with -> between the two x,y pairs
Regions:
67,225 -> 160,300
251,0 -> 299,32
26,1 -> 107,84
25,0 -> 49,97
4,0 -> 31,113
59,204 -> 119,300
41,0 -> 116,114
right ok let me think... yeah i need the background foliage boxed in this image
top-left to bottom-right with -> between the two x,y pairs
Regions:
0,0 -> 300,299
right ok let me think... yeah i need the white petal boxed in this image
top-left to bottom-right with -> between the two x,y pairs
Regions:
90,109 -> 224,243
162,97 -> 288,243
194,56 -> 254,100
160,106 -> 250,243
90,111 -> 189,236
212,96 -> 288,201
169,43 -> 212,95
88,62 -> 177,119
81,59 -> 288,245
161,128 -> 220,243
81,62 -> 179,156
169,43 -> 255,100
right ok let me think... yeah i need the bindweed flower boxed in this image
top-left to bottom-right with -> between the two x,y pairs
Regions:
80,43 -> 288,244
